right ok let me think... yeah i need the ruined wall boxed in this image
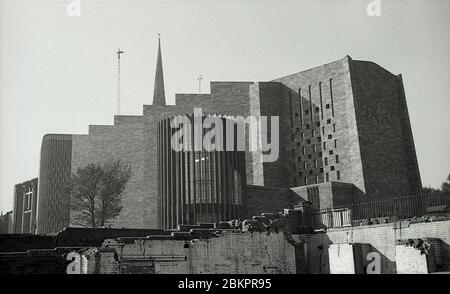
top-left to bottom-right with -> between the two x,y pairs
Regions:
0,247 -> 78,274
304,219 -> 450,274
0,247 -> 119,274
0,234 -> 54,253
190,232 -> 295,274
103,231 -> 295,274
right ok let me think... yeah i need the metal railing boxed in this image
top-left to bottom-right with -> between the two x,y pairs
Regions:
312,208 -> 352,230
311,192 -> 449,230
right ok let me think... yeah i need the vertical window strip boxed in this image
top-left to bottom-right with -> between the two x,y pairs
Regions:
308,85 -> 314,123
289,92 -> 293,128
319,82 -> 324,120
330,79 -> 335,117
298,88 -> 303,125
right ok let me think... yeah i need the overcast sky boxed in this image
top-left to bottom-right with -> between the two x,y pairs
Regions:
1,0 -> 449,212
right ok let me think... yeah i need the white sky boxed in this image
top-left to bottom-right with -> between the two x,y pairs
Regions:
1,0 -> 449,212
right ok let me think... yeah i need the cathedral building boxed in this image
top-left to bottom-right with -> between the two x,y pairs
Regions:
35,37 -> 421,233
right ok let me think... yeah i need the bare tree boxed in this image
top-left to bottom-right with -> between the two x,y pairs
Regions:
69,160 -> 132,228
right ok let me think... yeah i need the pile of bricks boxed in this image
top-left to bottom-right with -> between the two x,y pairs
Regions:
165,211 -> 295,239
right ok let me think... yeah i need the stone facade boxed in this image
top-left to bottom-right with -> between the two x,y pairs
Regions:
259,56 -> 422,202
290,181 -> 360,210
305,218 -> 450,274
101,231 -> 296,274
36,54 -> 421,232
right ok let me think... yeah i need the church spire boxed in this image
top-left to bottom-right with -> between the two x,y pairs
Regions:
153,33 -> 166,106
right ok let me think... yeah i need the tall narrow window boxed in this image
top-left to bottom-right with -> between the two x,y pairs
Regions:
323,142 -> 327,150
319,82 -> 324,120
298,89 -> 303,125
308,85 -> 314,123
336,155 -> 339,163
334,139 -> 337,148
337,171 -> 341,180
289,92 -> 293,127
326,173 -> 329,182
329,79 -> 335,117
325,157 -> 328,166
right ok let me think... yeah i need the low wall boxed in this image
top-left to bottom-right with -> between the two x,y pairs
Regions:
104,231 -> 296,274
304,219 -> 450,273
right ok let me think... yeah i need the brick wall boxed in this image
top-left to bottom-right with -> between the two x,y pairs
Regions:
67,82 -> 254,230
0,234 -> 54,253
395,243 -> 436,274
103,231 -> 296,274
305,219 -> 450,273
271,56 -> 365,194
190,232 -> 295,274
0,247 -> 85,274
349,60 -> 422,198
72,116 -> 148,229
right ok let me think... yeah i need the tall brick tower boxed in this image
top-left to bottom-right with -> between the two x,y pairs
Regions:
153,34 -> 166,106
249,56 -> 422,209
